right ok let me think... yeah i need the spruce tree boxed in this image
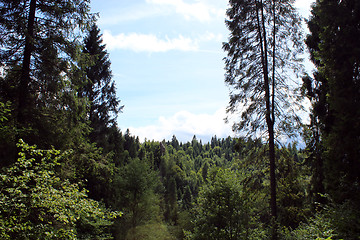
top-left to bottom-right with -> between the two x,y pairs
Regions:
0,0 -> 94,154
81,24 -> 123,152
305,0 -> 360,202
0,0 -> 94,123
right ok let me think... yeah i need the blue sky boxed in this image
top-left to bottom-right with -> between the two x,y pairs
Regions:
90,0 -> 315,143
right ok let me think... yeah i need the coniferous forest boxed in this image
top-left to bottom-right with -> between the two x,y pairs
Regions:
1,0 -> 360,239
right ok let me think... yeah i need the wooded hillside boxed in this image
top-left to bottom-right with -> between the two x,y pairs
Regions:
1,0 -> 359,239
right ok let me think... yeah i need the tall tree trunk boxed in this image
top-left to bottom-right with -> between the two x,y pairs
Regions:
18,0 -> 36,125
268,122 -> 277,239
257,0 -> 277,220
272,0 -> 276,123
270,0 -> 277,220
256,2 -> 277,239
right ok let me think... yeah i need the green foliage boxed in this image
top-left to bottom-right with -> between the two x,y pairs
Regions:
303,4 -> 360,238
192,168 -> 252,240
0,2 -> 357,240
282,212 -> 336,240
81,24 -> 123,152
125,223 -> 176,240
282,198 -> 360,240
305,0 -> 360,203
165,176 -> 178,224
0,101 -> 10,123
325,200 -> 360,239
67,142 -> 116,205
113,158 -> 161,238
0,140 -> 121,240
277,146 -> 310,229
0,0 -> 96,152
0,101 -> 17,166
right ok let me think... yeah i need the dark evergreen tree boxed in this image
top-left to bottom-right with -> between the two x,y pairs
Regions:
201,162 -> 209,182
0,0 -> 94,126
0,0 -> 95,162
124,129 -> 139,159
165,176 -> 178,224
182,185 -> 192,210
81,24 -> 123,152
32,35 -> 89,149
305,0 -> 360,203
107,125 -> 126,166
171,135 -> 180,150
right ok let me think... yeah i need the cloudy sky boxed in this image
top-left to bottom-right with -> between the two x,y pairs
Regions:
90,0 -> 315,143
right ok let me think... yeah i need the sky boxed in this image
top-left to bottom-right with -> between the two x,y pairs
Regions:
90,0 -> 315,143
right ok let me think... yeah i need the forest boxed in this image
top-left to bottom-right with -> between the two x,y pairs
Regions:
0,0 -> 360,239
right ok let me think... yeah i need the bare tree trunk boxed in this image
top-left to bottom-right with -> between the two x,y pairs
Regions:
257,0 -> 277,218
269,0 -> 277,221
268,122 -> 277,240
18,0 -> 36,125
256,1 -> 277,238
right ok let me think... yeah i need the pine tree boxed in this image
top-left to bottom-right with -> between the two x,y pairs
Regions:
223,0 -> 303,234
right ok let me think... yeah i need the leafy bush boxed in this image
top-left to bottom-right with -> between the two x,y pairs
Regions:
282,211 -> 335,240
192,168 -> 252,240
0,140 -> 121,239
282,199 -> 360,240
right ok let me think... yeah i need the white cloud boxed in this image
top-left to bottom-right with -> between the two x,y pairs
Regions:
146,0 -> 225,22
102,30 -> 224,53
129,108 -> 234,143
102,31 -> 198,52
98,6 -> 164,25
198,31 -> 224,42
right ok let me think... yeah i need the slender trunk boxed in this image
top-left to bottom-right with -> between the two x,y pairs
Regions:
256,1 -> 278,235
18,0 -> 36,125
268,124 -> 277,237
270,0 -> 277,220
272,0 -> 276,123
269,1 -> 278,238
